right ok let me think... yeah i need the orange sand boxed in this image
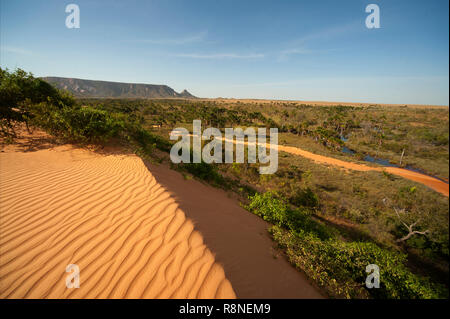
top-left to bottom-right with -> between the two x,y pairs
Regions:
0,145 -> 235,299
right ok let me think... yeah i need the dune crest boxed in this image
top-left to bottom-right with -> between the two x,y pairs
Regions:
0,145 -> 235,299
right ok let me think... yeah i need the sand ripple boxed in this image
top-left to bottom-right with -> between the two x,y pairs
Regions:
0,146 -> 235,299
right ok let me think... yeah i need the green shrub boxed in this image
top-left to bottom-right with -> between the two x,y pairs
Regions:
246,191 -> 289,225
290,187 -> 319,208
271,226 -> 447,299
30,104 -> 124,143
181,160 -> 226,186
0,68 -> 75,136
245,192 -> 448,299
246,191 -> 332,240
127,123 -> 172,152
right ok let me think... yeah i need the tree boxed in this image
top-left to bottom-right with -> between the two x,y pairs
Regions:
0,68 -> 75,136
382,197 -> 429,243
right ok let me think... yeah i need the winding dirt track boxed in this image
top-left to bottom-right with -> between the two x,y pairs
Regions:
276,144 -> 449,197
0,146 -> 235,298
216,136 -> 449,197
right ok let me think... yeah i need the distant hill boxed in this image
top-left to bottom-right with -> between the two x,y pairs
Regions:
41,77 -> 197,99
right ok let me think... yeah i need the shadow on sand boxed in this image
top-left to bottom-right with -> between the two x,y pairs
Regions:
143,160 -> 325,299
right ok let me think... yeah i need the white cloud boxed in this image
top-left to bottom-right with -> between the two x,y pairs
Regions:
277,47 -> 339,61
1,46 -> 32,55
172,52 -> 265,59
136,31 -> 208,45
291,22 -> 359,46
277,22 -> 359,61
277,48 -> 312,61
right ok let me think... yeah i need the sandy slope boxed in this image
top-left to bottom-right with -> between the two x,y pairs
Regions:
147,162 -> 324,299
0,145 -> 235,299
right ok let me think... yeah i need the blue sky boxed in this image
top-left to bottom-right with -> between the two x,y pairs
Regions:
1,0 -> 448,105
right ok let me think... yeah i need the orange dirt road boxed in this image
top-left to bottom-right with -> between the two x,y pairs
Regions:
214,136 -> 449,197
276,144 -> 449,197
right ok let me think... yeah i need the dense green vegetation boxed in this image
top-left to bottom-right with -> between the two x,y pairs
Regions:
0,68 -> 74,136
77,98 -> 279,130
246,192 -> 447,298
1,68 -> 448,299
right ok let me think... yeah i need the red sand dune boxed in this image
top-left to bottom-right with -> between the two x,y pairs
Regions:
0,145 -> 236,298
